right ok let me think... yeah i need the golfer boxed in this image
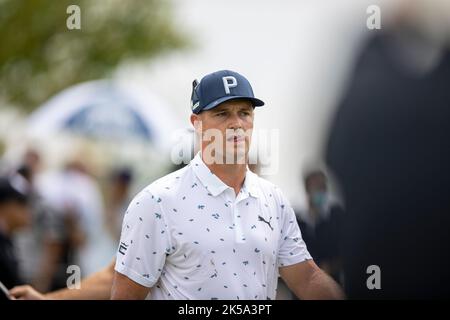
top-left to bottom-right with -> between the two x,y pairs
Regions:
110,70 -> 344,300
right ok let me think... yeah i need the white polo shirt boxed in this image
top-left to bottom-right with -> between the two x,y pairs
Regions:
115,153 -> 312,300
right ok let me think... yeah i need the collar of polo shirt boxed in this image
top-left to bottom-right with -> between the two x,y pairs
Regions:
191,152 -> 259,198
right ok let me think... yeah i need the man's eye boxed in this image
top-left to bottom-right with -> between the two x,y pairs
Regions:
240,111 -> 250,116
216,112 -> 226,117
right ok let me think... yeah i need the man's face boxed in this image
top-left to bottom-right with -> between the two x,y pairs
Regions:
191,99 -> 254,164
306,173 -> 327,195
305,173 -> 328,209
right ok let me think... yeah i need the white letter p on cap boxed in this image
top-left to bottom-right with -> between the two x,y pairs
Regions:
222,76 -> 237,94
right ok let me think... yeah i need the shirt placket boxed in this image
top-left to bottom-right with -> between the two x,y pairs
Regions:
233,189 -> 250,243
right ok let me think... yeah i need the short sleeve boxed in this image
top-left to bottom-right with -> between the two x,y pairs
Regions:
276,190 -> 312,267
114,190 -> 171,287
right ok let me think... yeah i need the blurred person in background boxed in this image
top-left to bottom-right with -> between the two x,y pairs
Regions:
36,156 -> 114,289
105,167 -> 134,242
326,0 -> 450,298
295,169 -> 344,284
0,175 -> 31,297
11,149 -> 67,292
33,160 -> 86,290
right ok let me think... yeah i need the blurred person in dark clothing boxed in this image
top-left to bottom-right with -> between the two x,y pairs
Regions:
325,0 -> 450,299
0,175 -> 31,295
105,167 -> 133,241
36,156 -> 111,288
15,163 -> 66,293
296,169 -> 344,284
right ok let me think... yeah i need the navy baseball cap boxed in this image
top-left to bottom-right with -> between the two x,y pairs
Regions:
190,70 -> 265,114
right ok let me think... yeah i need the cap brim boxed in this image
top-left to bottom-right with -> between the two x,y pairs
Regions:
200,96 -> 265,113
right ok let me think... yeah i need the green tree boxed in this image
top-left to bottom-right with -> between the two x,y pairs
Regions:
0,0 -> 187,112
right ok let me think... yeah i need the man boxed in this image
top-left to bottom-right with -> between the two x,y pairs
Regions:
0,175 -> 31,298
296,169 -> 343,284
111,70 -> 343,300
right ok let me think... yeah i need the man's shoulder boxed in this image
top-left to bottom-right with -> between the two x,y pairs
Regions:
140,164 -> 193,199
249,171 -> 275,189
249,172 -> 287,202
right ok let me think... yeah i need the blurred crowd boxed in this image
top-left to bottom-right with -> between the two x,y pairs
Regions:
0,148 -> 136,292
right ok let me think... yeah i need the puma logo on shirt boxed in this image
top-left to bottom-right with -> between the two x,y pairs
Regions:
258,215 -> 273,231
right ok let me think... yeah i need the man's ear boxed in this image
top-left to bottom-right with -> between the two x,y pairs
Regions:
190,114 -> 202,134
190,113 -> 197,127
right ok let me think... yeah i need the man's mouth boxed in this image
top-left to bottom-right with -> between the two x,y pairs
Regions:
227,135 -> 245,143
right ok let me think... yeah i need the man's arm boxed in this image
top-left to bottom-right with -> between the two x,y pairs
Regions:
280,259 -> 345,300
111,190 -> 170,299
32,239 -> 64,292
10,259 -> 116,300
110,271 -> 150,300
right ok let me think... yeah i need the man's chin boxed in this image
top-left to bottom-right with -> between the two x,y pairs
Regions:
202,148 -> 248,165
224,150 -> 248,165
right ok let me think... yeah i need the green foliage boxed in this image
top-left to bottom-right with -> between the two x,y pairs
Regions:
0,0 -> 187,111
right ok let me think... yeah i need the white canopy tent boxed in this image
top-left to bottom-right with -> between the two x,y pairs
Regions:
26,80 -> 182,153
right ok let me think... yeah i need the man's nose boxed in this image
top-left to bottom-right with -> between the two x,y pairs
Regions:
227,112 -> 243,130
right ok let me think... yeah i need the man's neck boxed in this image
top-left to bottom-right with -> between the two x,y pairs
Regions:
201,154 -> 247,196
